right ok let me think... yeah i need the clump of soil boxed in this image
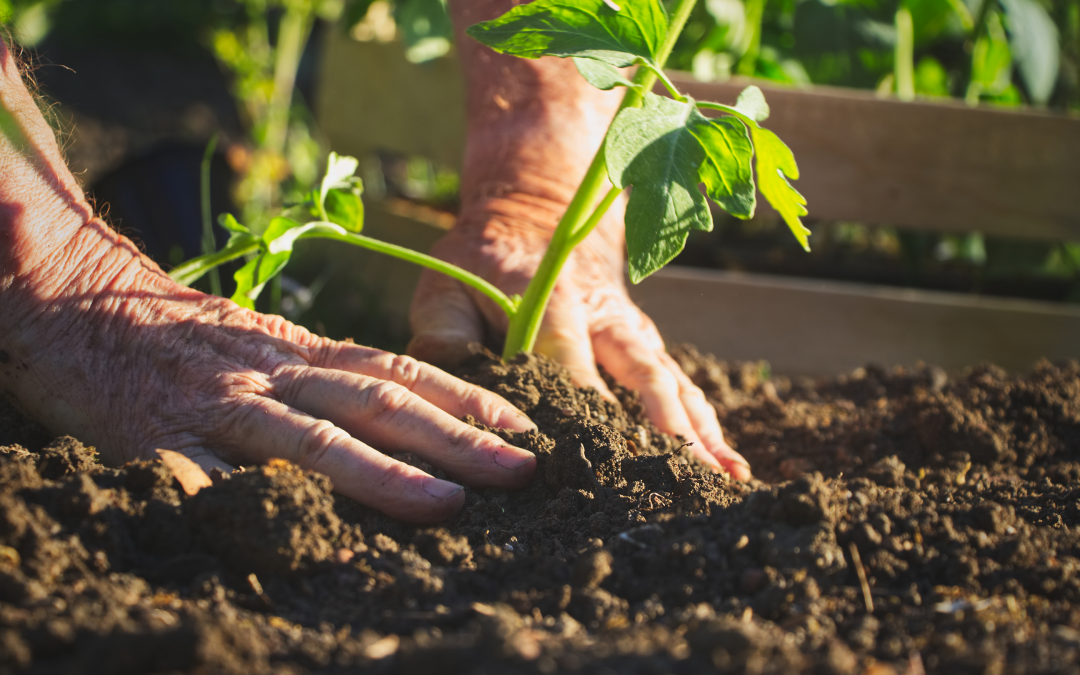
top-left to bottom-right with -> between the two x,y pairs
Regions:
1,351 -> 1079,674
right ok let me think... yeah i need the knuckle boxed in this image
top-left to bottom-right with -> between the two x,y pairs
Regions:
294,419 -> 343,469
357,379 -> 412,420
387,354 -> 424,389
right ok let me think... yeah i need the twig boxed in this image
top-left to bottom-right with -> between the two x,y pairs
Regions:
849,542 -> 874,613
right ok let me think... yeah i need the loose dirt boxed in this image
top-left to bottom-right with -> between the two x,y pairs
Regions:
1,349 -> 1078,674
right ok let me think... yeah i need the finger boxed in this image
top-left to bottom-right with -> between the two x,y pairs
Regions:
408,268 -> 485,369
592,323 -> 723,471
658,351 -> 751,480
276,367 -> 536,489
534,306 -> 615,401
220,394 -> 466,523
317,345 -> 535,432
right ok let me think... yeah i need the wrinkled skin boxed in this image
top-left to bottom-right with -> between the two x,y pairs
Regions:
0,40 -> 536,524
408,0 -> 750,479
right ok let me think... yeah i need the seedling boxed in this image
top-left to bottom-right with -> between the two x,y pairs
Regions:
173,0 -> 809,362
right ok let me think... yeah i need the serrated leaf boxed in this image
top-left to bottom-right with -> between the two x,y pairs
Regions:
750,127 -> 810,250
325,188 -> 365,232
606,94 -> 715,283
734,85 -> 770,122
689,116 -> 756,218
573,57 -> 639,90
465,0 -> 668,68
999,0 -> 1058,105
219,213 -> 249,234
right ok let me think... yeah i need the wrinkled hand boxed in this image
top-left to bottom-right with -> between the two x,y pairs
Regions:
409,194 -> 750,480
0,41 -> 535,524
410,0 -> 750,479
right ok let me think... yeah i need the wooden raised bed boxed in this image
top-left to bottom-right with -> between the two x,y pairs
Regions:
315,31 -> 1080,376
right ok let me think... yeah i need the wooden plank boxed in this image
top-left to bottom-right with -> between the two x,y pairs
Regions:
315,30 -> 466,169
628,266 -> 1080,376
671,74 -> 1080,241
316,38 -> 1080,240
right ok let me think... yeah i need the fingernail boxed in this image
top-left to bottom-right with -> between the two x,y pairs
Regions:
494,447 -> 535,470
422,478 -> 464,499
499,410 -> 538,433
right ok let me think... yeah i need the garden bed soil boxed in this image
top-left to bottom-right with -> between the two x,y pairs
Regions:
1,349 -> 1079,674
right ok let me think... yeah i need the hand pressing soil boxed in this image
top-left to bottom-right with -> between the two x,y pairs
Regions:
0,352 -> 1078,674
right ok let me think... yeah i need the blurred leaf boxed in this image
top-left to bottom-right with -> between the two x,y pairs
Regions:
219,213 -> 250,234
396,0 -> 452,62
734,84 -> 770,121
905,0 -> 968,44
914,55 -> 951,95
465,0 -> 668,68
232,250 -> 290,309
999,0 -> 1059,104
967,10 -> 1013,102
324,189 -> 365,232
574,57 -> 640,90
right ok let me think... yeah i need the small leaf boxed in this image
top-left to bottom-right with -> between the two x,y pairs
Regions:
573,57 -> 639,90
325,188 -> 365,232
219,213 -> 250,234
320,152 -> 361,211
231,250 -> 290,309
606,94 -> 715,283
690,116 -> 756,218
734,85 -> 770,122
466,0 -> 668,68
751,127 -> 810,250
267,221 -> 348,255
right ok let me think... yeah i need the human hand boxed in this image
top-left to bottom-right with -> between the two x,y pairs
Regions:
0,41 -> 536,524
410,1 -> 750,479
409,193 -> 750,480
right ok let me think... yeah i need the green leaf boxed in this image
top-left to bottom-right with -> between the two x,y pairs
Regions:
319,152 -> 361,212
218,213 -> 249,234
734,85 -> 769,122
266,221 -> 348,255
750,126 -> 810,250
999,0 -> 1058,105
231,251 -> 290,310
967,11 -> 1013,101
465,0 -> 668,68
690,116 -> 756,219
325,188 -> 365,233
573,57 -> 639,90
606,93 -> 716,283
168,236 -> 259,287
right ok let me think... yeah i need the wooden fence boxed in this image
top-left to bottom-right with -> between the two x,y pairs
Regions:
316,31 -> 1080,376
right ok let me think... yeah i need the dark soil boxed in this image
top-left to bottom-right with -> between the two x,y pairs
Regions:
2,349 -> 1079,674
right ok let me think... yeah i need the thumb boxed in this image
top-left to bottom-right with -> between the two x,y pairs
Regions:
534,305 -> 614,401
407,268 -> 486,369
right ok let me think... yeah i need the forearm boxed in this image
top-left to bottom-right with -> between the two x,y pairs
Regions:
449,0 -> 626,242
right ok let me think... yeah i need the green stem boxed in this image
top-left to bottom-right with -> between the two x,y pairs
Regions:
200,134 -> 222,296
737,0 -> 766,77
895,6 -> 916,102
169,238 -> 261,287
501,0 -> 700,361
313,231 -> 520,318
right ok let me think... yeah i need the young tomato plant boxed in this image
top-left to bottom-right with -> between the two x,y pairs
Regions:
170,152 -> 517,316
465,0 -> 810,359
175,0 -> 809,364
